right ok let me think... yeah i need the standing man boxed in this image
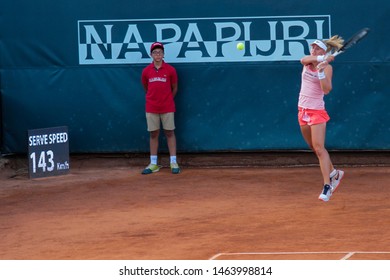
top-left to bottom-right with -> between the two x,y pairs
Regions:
141,42 -> 181,174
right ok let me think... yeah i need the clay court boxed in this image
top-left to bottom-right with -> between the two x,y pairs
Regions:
1,152 -> 389,260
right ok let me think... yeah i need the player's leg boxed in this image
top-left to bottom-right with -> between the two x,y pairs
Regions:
309,110 -> 344,193
301,123 -> 335,178
300,111 -> 342,200
302,123 -> 340,187
310,123 -> 333,201
310,123 -> 331,185
300,124 -> 313,150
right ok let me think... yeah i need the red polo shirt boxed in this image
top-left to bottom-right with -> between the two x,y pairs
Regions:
141,61 -> 178,113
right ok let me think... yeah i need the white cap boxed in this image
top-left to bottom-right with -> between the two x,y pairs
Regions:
311,40 -> 327,51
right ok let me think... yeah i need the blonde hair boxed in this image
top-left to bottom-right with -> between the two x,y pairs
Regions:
324,35 -> 344,53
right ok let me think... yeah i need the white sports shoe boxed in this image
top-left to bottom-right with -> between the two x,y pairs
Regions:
318,184 -> 332,202
330,170 -> 344,192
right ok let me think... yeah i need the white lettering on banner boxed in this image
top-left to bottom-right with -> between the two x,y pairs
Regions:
78,15 -> 331,64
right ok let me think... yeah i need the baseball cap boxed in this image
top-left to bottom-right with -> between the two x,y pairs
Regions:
150,42 -> 164,52
310,40 -> 327,51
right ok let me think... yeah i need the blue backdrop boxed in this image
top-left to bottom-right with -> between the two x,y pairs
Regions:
1,0 -> 389,153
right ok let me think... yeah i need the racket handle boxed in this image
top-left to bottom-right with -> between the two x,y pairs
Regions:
324,53 -> 332,59
332,51 -> 342,57
325,50 -> 342,59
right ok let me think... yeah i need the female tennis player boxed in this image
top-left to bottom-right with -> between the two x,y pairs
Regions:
298,36 -> 345,202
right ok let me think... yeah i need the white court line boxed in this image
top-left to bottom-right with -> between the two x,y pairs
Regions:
210,251 -> 390,260
341,252 -> 355,260
341,251 -> 390,260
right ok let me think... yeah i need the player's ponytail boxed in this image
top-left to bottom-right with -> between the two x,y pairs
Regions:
325,35 -> 344,53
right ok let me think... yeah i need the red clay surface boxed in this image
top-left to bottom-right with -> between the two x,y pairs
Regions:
0,154 -> 389,260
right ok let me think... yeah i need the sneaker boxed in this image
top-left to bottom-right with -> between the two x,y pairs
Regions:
141,163 -> 160,175
170,162 -> 181,174
318,184 -> 332,202
330,170 -> 344,192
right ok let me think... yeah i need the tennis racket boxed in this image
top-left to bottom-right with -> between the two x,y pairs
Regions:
331,27 -> 370,57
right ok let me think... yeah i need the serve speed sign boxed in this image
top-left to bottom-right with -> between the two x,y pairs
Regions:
27,126 -> 70,179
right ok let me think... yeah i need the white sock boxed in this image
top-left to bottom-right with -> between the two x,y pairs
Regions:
150,155 -> 158,165
330,169 -> 337,178
170,156 -> 177,164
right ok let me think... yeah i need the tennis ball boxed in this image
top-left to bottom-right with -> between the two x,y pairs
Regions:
237,42 -> 244,50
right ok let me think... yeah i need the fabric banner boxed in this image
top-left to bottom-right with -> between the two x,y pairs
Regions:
1,0 -> 389,153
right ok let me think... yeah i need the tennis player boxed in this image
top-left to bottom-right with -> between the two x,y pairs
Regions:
298,36 -> 345,201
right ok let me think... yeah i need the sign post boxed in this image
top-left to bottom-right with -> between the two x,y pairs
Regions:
27,126 -> 70,179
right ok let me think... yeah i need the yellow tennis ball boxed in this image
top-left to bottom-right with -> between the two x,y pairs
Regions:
237,42 -> 244,50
